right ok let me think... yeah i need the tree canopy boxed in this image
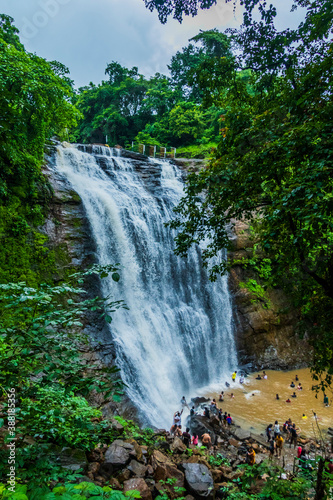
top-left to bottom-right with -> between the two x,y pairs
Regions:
0,15 -> 80,285
143,0 -> 218,23
73,36 -> 230,152
169,1 -> 333,385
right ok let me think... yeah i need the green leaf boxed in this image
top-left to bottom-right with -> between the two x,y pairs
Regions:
111,272 -> 120,282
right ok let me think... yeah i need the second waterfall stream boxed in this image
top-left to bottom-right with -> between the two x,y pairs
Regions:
55,144 -> 237,428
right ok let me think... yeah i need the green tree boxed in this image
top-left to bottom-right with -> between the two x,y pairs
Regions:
143,0 -> 218,23
168,43 -> 205,102
0,265 -> 125,398
169,2 -> 333,385
75,62 -> 152,145
0,15 -> 80,285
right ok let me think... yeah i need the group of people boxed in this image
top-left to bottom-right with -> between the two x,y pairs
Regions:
275,375 -> 304,403
200,400 -> 233,427
255,370 -> 268,380
170,408 -> 200,445
266,418 -> 302,459
230,370 -> 245,385
171,394 -> 235,450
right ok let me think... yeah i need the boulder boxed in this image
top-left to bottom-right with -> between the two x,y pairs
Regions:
210,416 -> 220,429
191,397 -> 210,407
154,464 -> 184,487
183,463 -> 214,498
228,438 -> 240,448
128,460 -> 148,478
87,462 -> 100,479
117,469 -> 131,483
125,439 -> 143,461
185,456 -> 211,469
104,440 -> 131,467
88,447 -> 104,463
120,149 -> 148,162
124,478 -> 152,500
151,450 -> 173,470
146,465 -> 154,476
55,447 -> 88,472
108,418 -> 125,433
189,416 -> 216,443
95,475 -> 106,486
171,437 -> 187,454
232,428 -> 251,441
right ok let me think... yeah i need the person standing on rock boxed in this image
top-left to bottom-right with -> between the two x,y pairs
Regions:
274,421 -> 280,438
268,437 -> 275,460
182,427 -> 191,447
204,407 -> 210,419
190,406 -> 195,417
175,425 -> 182,437
289,423 -> 298,449
181,396 -> 189,409
192,434 -> 199,446
201,433 -> 212,449
266,424 -> 273,442
210,399 -> 217,414
170,410 -> 183,433
246,447 -> 256,465
275,434 -> 284,458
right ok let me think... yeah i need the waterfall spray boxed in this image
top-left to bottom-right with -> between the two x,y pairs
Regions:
54,144 -> 237,428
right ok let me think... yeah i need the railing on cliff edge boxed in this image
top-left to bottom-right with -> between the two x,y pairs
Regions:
130,142 -> 177,159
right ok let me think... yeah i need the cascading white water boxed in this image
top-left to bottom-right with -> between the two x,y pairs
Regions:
55,144 -> 238,428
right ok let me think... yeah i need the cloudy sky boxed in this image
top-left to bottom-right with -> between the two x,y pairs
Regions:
2,0 -> 305,87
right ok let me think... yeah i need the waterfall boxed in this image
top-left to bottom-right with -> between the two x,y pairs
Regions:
54,144 -> 238,428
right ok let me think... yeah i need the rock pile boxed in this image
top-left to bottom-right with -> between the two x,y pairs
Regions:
58,417 -> 272,499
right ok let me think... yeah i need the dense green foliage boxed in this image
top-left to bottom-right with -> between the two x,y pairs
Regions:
0,15 -> 80,285
169,0 -> 333,386
0,265 -> 124,399
73,33 -> 234,152
0,481 -> 141,499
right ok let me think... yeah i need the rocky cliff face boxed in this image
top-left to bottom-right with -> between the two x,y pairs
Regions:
42,146 -> 137,418
228,220 -> 311,370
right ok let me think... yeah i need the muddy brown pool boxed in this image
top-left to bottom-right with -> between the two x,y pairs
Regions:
204,368 -> 333,439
